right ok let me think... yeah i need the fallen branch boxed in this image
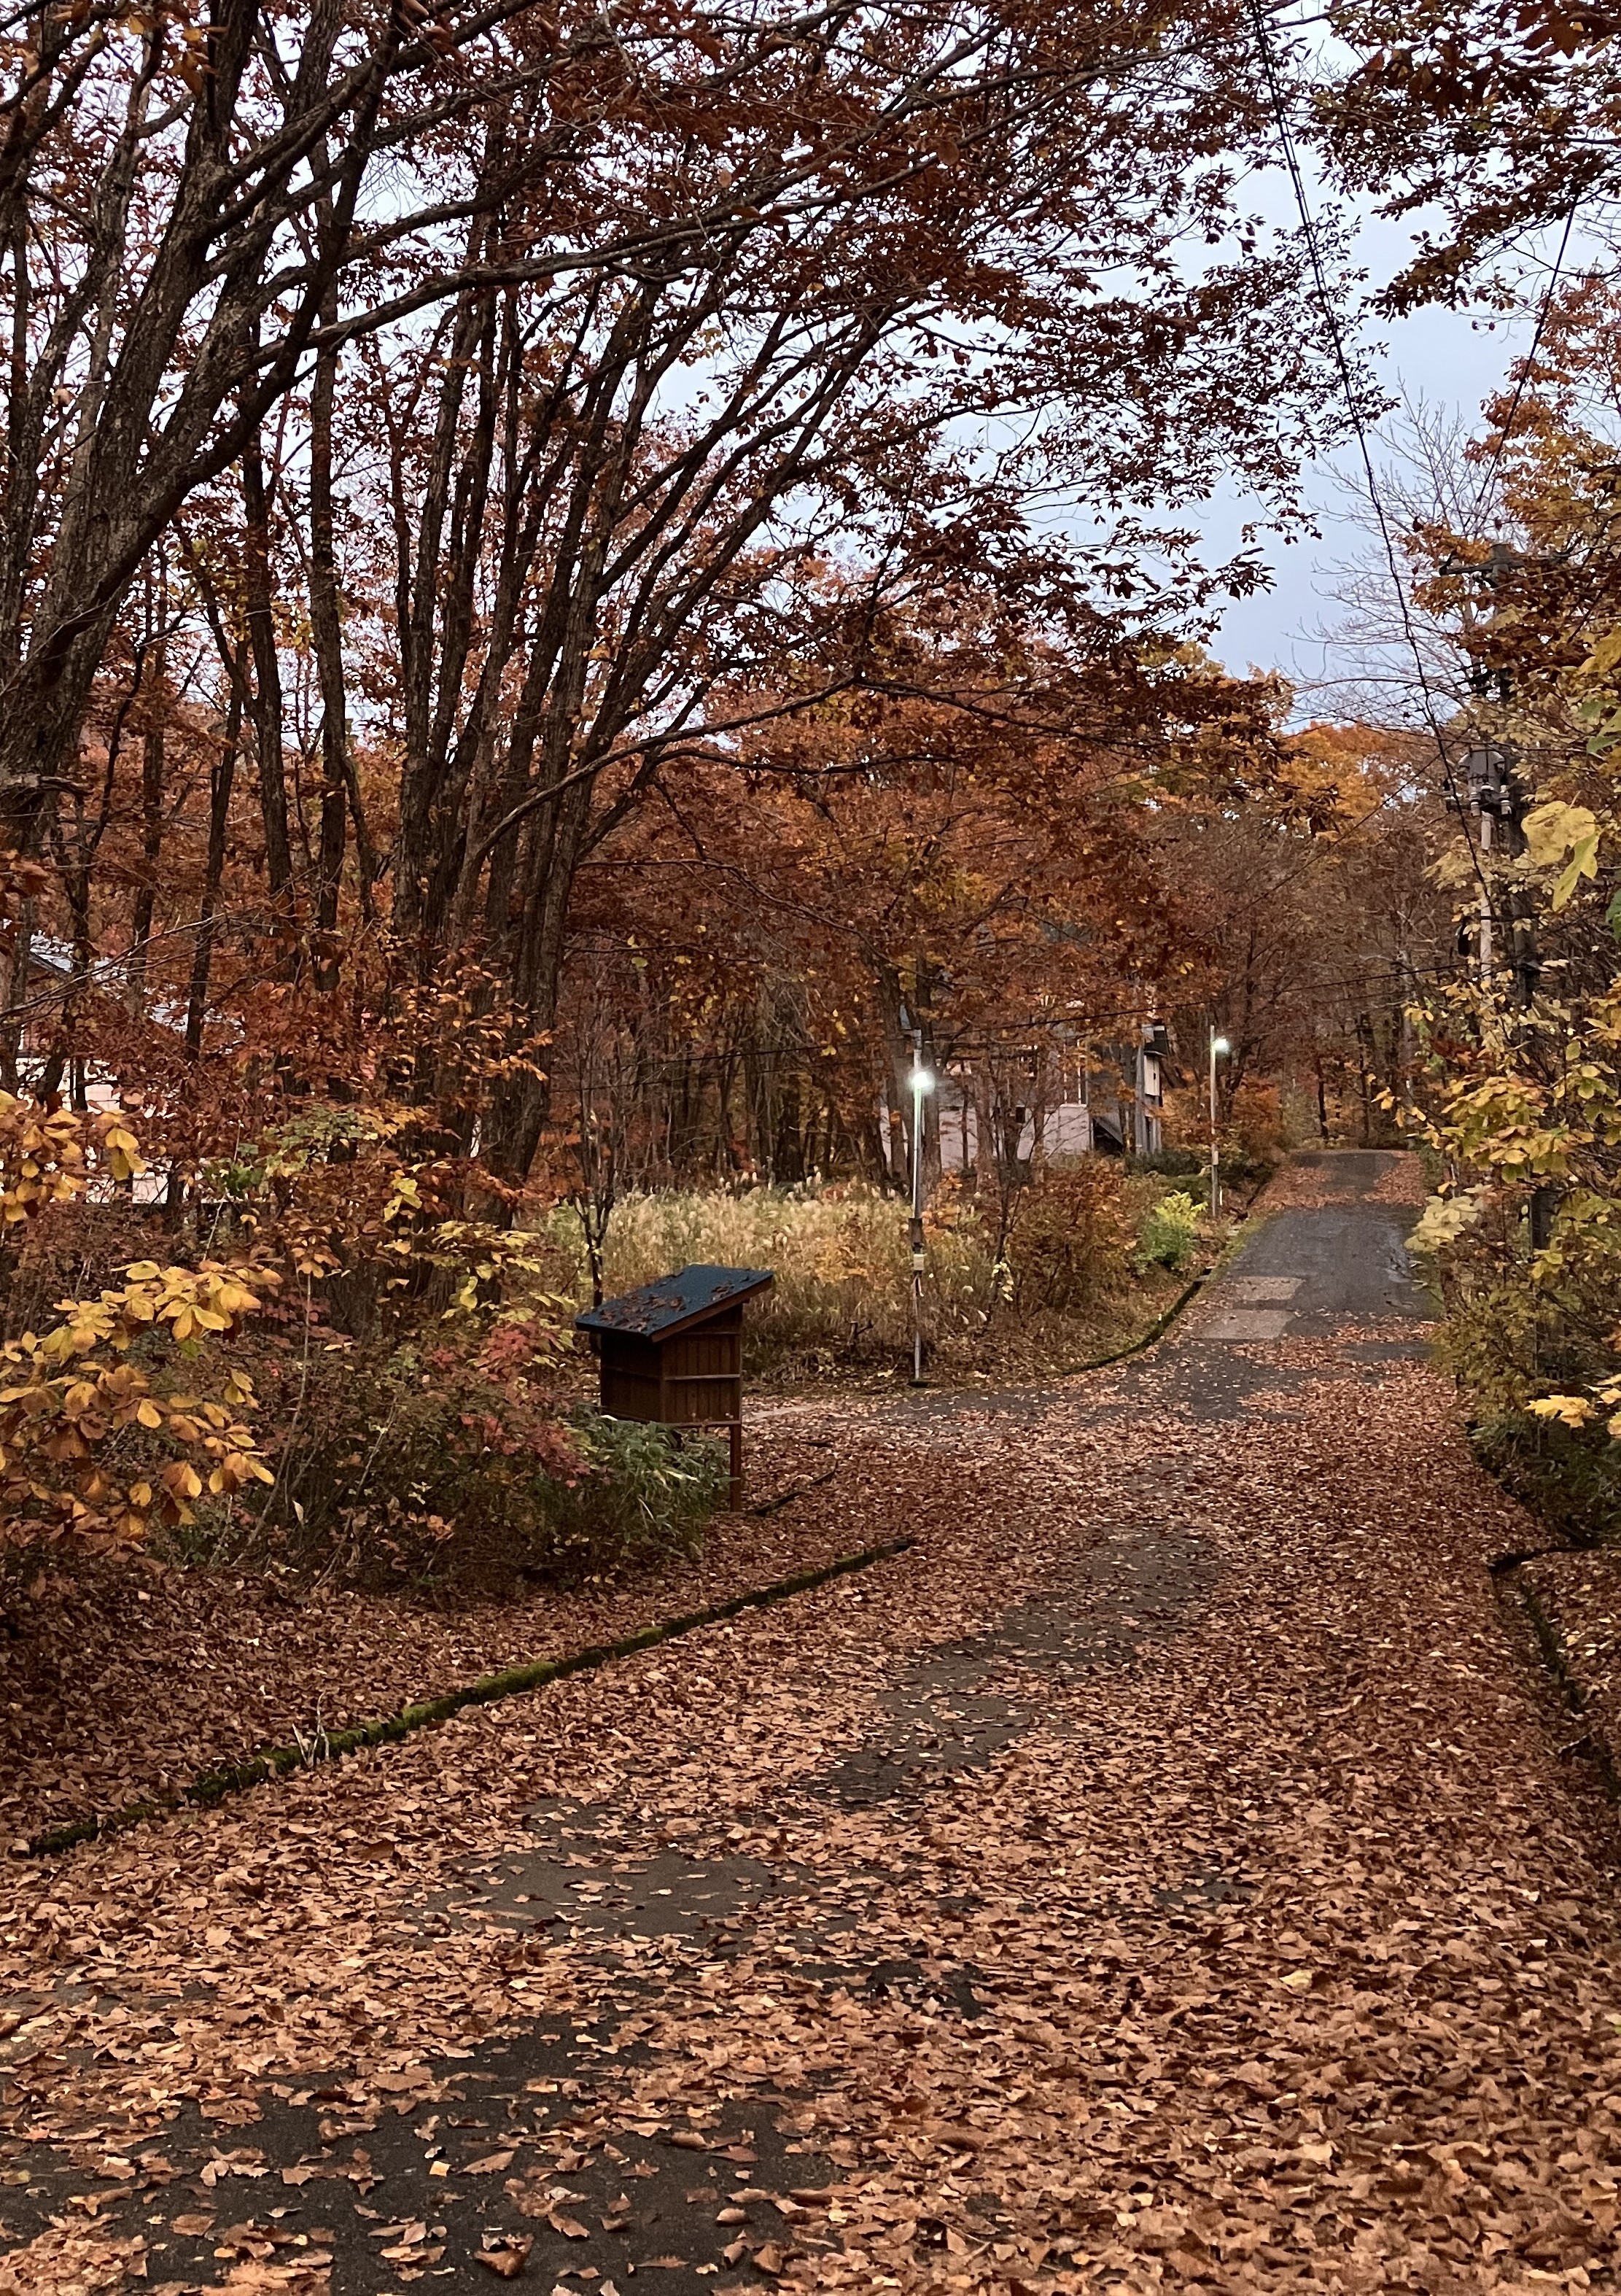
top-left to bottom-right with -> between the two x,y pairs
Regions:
747,1438 -> 838,1517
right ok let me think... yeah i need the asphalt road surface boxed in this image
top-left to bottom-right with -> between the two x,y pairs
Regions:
4,1150 -> 1617,2295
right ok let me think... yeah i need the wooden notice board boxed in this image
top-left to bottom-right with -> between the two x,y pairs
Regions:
575,1264 -> 773,1506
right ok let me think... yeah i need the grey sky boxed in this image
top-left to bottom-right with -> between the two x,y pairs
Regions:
1206,204 -> 1542,691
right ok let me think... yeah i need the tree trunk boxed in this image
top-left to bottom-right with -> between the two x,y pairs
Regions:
184,686 -> 243,1062
242,429 -> 293,910
308,320 -> 348,971
125,560 -> 168,1017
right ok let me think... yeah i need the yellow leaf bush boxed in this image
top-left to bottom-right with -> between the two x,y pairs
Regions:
0,1093 -> 145,1225
0,1259 -> 277,1555
0,1092 -> 279,1557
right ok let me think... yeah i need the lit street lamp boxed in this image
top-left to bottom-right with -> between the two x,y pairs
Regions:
909,1063 -> 935,1384
1209,1032 -> 1231,1217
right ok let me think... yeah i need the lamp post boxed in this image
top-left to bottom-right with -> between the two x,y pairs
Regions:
908,1061 -> 935,1384
1208,1032 -> 1231,1217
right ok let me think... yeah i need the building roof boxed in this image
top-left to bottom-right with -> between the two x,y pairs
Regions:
575,1263 -> 774,1341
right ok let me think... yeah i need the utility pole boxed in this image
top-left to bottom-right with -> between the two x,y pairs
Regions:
1463,741 -> 1556,1244
1447,543 -> 1554,1242
1461,743 -> 1505,981
906,1026 -> 934,1384
1444,544 -> 1539,1006
1458,721 -> 1541,1004
1396,915 -> 1418,1133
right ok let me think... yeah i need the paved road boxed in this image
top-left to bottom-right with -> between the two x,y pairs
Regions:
4,1152 -> 1618,2295
1203,1151 -> 1428,1332
903,1144 -> 1431,1427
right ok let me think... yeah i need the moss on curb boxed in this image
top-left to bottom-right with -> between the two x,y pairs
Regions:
23,1534 -> 914,1859
1502,1567 -> 1621,1803
1070,1274 -> 1208,1372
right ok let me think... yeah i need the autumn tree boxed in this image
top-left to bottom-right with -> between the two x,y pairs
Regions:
1,0 -> 1357,1190
0,0 -> 1399,1567
536,600 -> 1299,1195
1383,282 -> 1621,1491
1318,1 -> 1621,313
1160,721 -> 1451,1146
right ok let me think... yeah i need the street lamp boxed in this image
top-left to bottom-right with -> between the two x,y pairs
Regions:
908,1064 -> 935,1384
1209,1033 -> 1231,1217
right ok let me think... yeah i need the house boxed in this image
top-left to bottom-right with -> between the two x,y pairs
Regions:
883,1020 -> 1169,1179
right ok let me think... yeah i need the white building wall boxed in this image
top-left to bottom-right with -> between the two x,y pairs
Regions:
936,1093 -> 1095,1172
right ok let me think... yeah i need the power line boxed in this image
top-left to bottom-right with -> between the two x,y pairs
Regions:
1245,0 -> 1494,910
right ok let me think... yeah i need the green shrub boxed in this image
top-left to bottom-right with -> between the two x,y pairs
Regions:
193,1321 -> 728,1589
1135,1189 -> 1202,1271
1428,1220 -> 1621,1548
545,1413 -> 729,1574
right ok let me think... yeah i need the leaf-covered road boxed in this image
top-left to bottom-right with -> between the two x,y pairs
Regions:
4,1151 -> 1619,2295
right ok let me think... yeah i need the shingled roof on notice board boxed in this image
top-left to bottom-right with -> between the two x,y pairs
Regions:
575,1263 -> 774,1339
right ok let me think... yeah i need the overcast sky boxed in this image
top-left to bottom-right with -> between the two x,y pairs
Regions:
1205,204 -> 1543,691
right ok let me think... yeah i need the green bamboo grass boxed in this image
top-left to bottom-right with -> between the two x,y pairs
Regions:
25,1535 -> 915,1858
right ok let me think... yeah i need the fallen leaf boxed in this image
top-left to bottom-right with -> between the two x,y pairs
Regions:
219,2265 -> 332,2294
464,2150 -> 516,2174
474,2238 -> 533,2280
7,1187 -> 1616,2296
